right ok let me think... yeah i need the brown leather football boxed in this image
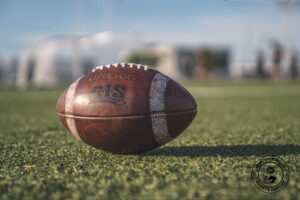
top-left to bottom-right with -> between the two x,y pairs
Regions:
56,63 -> 197,154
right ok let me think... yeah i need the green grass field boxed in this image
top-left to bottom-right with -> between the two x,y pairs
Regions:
0,83 -> 300,200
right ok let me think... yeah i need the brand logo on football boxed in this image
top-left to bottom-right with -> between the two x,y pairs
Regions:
90,84 -> 127,105
88,71 -> 138,82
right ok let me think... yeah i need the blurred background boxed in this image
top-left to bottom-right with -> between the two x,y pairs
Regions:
0,0 -> 299,87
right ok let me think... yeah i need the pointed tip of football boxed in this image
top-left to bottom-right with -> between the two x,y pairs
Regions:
56,88 -> 67,114
165,79 -> 197,113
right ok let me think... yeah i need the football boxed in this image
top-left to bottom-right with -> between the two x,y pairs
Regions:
56,63 -> 197,154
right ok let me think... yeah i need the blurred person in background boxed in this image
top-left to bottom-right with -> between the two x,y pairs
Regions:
198,50 -> 211,81
290,53 -> 299,80
256,50 -> 267,79
272,42 -> 284,81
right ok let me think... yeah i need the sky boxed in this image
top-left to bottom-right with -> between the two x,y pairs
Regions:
0,0 -> 299,63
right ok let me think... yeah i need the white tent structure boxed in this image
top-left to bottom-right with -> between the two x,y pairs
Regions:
16,32 -> 116,87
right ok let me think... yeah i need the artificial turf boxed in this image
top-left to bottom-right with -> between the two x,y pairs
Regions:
0,83 -> 300,200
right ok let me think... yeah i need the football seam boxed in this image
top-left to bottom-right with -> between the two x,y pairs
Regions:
56,109 -> 196,120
